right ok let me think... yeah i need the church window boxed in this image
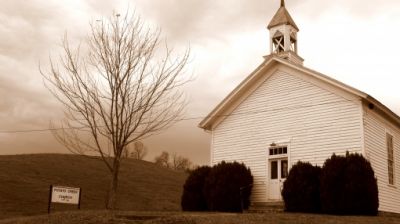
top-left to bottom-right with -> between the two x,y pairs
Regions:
269,146 -> 287,156
387,133 -> 395,185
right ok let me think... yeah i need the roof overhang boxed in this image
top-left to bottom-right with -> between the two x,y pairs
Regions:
364,96 -> 400,129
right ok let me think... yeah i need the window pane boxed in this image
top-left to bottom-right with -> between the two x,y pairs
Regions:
273,148 -> 277,155
281,160 -> 288,179
271,161 -> 278,179
389,161 -> 394,185
389,171 -> 394,185
269,149 -> 273,155
283,147 -> 287,154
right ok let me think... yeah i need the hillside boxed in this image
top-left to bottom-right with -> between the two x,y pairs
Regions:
0,154 -> 188,219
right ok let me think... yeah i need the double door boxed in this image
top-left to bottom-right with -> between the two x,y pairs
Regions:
268,158 -> 288,200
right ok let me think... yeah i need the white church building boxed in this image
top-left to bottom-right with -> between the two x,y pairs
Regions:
199,0 -> 400,214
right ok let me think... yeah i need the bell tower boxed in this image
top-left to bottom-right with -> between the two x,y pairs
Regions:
267,0 -> 303,65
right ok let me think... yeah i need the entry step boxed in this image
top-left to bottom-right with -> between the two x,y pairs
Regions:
247,201 -> 284,213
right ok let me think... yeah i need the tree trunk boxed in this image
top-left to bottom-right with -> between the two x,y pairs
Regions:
106,159 -> 120,209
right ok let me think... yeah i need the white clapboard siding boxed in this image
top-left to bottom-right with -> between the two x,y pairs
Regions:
364,108 -> 400,213
212,70 -> 363,202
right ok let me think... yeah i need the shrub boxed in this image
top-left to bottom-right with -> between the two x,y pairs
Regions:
181,166 -> 211,211
204,161 -> 253,212
320,152 -> 379,215
281,161 -> 321,213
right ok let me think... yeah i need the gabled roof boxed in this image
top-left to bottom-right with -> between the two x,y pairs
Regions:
199,56 -> 400,131
267,6 -> 299,31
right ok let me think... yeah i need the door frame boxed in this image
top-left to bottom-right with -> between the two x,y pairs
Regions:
268,157 -> 288,200
266,140 -> 291,201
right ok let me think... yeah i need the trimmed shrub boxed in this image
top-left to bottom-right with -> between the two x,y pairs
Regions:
320,152 -> 379,215
204,161 -> 253,212
181,166 -> 211,211
281,161 -> 321,213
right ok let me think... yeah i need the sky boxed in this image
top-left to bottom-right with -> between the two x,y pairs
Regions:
0,0 -> 399,165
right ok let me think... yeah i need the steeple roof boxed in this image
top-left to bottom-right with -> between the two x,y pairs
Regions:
267,1 -> 299,31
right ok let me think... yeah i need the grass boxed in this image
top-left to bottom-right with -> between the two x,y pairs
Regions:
1,154 -> 400,224
0,154 -> 188,219
0,211 -> 400,224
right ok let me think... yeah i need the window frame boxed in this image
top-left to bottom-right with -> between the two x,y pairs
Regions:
387,132 -> 395,185
269,146 -> 288,159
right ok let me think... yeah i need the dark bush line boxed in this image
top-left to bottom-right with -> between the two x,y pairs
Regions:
282,152 -> 379,216
181,161 -> 253,212
320,153 -> 378,215
181,166 -> 211,211
282,162 -> 321,213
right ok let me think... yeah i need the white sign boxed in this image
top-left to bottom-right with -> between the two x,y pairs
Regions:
51,186 -> 81,205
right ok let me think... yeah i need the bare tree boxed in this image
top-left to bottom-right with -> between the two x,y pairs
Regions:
41,12 -> 189,209
171,153 -> 192,171
154,151 -> 192,171
129,141 -> 147,160
154,151 -> 170,168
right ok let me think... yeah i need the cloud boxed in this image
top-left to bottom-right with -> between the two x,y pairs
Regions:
0,0 -> 399,166
0,0 -> 93,155
132,0 -> 304,44
298,0 -> 400,19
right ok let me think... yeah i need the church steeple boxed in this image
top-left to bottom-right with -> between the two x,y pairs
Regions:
267,0 -> 304,65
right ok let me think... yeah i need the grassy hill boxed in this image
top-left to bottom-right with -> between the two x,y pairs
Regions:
0,154 -> 188,219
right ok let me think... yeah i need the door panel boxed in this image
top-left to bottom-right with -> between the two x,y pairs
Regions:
281,160 -> 288,179
271,161 -> 278,179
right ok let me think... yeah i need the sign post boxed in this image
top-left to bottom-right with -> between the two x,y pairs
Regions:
48,185 -> 82,214
48,185 -> 52,214
78,188 -> 82,210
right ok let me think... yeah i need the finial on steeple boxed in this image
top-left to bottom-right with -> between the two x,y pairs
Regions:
281,0 -> 285,7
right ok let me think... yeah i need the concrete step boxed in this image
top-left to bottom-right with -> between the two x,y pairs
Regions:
247,201 -> 284,213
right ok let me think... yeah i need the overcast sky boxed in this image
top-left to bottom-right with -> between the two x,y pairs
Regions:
0,0 -> 399,165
